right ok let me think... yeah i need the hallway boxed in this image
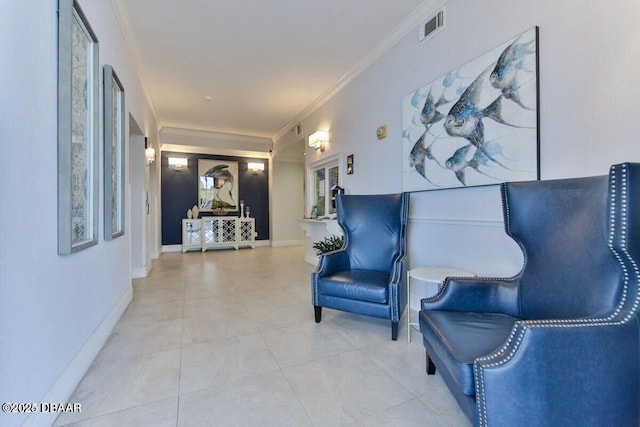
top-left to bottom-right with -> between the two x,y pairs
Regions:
55,246 -> 468,426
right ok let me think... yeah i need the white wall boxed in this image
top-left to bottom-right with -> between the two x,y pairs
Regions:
271,160 -> 306,246
282,0 -> 640,275
0,2 -> 159,426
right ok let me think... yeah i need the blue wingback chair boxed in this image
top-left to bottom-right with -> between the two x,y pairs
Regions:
312,193 -> 409,340
419,163 -> 640,426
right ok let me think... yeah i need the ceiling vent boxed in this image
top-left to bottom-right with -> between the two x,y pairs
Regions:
419,9 -> 445,42
293,123 -> 303,137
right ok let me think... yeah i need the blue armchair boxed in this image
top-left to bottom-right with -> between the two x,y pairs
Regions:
419,163 -> 640,426
312,193 -> 409,340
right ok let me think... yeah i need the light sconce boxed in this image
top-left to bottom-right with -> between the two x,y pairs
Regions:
308,130 -> 329,152
248,162 -> 264,174
168,157 -> 188,170
144,137 -> 156,165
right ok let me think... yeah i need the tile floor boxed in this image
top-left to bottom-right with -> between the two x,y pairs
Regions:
55,246 -> 470,427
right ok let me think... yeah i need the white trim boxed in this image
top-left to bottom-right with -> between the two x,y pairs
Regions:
23,286 -> 132,427
272,0 -> 446,141
409,217 -> 503,228
271,239 -> 304,247
131,261 -> 151,279
109,0 -> 161,126
162,244 -> 182,253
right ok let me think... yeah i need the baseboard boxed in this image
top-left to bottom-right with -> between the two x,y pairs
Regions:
163,242 -> 272,252
131,263 -> 150,279
22,287 -> 133,427
271,239 -> 304,247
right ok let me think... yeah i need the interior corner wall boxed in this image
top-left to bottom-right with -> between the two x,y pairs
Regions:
0,2 -> 159,426
284,0 -> 640,276
161,152 -> 270,245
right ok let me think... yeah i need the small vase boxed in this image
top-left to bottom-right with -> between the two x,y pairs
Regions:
192,205 -> 199,219
187,209 -> 192,219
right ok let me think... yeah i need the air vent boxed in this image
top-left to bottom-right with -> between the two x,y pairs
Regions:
293,123 -> 303,136
419,9 -> 445,42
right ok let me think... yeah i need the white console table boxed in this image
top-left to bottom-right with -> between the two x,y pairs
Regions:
407,267 -> 475,342
182,217 -> 256,252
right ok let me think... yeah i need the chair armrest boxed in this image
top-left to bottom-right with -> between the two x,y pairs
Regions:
313,249 -> 350,278
421,277 -> 520,317
475,321 -> 639,427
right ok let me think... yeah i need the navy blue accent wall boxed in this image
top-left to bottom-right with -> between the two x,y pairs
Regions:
161,152 -> 269,245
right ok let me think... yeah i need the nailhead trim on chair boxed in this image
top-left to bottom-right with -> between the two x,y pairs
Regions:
474,164 -> 640,427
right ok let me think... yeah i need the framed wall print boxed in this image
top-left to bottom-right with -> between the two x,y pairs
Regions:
402,27 -> 539,192
104,65 -> 125,240
58,0 -> 99,254
198,159 -> 239,212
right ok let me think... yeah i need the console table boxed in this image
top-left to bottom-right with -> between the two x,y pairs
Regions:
182,217 -> 256,252
407,267 -> 475,342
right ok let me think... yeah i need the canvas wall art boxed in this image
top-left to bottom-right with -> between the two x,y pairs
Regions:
402,26 -> 539,192
198,159 -> 239,211
58,0 -> 99,254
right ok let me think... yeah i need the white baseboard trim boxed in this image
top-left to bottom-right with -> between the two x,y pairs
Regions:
163,242 -> 272,252
271,239 -> 304,247
23,286 -> 133,427
131,262 -> 151,279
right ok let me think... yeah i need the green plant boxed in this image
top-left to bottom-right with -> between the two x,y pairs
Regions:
312,235 -> 344,255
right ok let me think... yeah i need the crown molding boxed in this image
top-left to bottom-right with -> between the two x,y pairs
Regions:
110,0 -> 162,130
272,0 -> 446,143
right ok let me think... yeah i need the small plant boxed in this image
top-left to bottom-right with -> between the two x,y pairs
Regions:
313,235 -> 344,255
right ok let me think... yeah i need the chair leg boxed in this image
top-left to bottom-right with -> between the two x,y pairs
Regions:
314,305 -> 322,323
391,321 -> 399,341
426,355 -> 436,375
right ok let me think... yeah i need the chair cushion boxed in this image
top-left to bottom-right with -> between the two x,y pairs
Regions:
316,270 -> 389,304
419,310 -> 517,396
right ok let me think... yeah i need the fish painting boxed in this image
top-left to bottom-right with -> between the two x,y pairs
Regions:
444,144 -> 474,185
443,66 -> 509,168
420,87 -> 449,132
402,26 -> 538,192
409,132 -> 440,187
490,36 -> 535,109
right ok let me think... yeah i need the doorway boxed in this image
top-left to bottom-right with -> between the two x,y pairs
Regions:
129,114 -> 152,278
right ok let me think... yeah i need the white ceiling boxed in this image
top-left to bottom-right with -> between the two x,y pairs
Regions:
117,0 -> 431,141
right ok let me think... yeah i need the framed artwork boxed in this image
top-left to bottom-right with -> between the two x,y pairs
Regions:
103,65 -> 125,240
198,159 -> 239,211
402,26 -> 539,192
347,154 -> 354,175
57,0 -> 99,254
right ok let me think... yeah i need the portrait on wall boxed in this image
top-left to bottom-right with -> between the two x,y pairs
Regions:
198,159 -> 239,211
402,26 -> 539,192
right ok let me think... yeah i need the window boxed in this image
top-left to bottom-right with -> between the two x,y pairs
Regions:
307,153 -> 343,218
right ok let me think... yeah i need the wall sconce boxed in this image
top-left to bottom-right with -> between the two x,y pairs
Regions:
144,137 -> 156,165
308,130 -> 329,152
168,157 -> 188,169
248,162 -> 264,174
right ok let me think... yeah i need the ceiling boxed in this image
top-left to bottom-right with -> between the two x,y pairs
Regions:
116,0 -> 430,141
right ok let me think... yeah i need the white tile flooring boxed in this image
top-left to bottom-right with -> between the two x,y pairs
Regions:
55,246 -> 470,427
